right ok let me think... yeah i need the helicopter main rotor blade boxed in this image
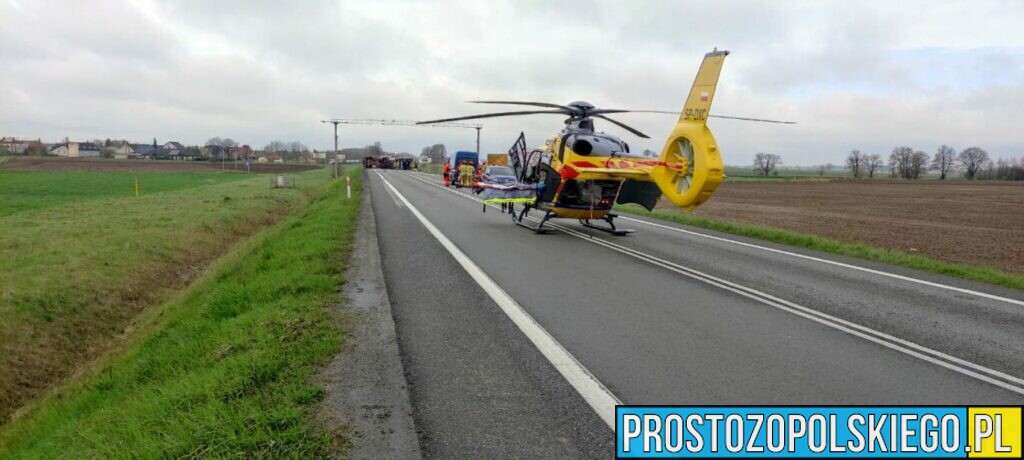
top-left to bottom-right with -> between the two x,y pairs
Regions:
708,114 -> 796,124
593,114 -> 650,139
416,109 -> 570,125
626,110 -> 796,124
587,109 -> 631,115
469,100 -> 574,111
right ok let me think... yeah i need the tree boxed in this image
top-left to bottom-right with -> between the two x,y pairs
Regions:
958,146 -> 989,179
889,146 -> 919,179
845,149 -> 864,178
910,151 -> 929,179
288,141 -> 308,153
930,145 -> 956,180
865,154 -> 882,178
424,143 -> 447,164
993,155 -> 1024,181
206,137 -> 223,147
263,141 -> 286,152
816,164 -> 826,176
753,153 -> 782,176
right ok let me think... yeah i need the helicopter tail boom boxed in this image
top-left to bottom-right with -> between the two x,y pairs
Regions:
649,50 -> 728,211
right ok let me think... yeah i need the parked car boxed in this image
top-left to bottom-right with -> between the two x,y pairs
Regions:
482,165 -> 517,184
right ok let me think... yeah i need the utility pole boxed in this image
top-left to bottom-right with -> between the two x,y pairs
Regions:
475,126 -> 481,157
321,120 -> 341,178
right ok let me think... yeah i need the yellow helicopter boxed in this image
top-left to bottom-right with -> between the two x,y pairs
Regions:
418,49 -> 792,234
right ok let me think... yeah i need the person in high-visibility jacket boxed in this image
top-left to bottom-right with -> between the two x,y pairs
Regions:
442,162 -> 451,185
459,162 -> 475,188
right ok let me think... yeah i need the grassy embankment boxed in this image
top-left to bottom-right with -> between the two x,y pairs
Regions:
2,171 -> 266,421
0,168 -> 361,456
616,205 -> 1024,290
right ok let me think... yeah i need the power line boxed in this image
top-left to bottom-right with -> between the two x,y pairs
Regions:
322,118 -> 481,129
321,118 -> 484,156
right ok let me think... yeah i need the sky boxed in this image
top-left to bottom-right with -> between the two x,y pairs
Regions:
2,0 -> 1022,165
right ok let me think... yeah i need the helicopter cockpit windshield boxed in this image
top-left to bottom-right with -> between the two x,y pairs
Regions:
566,132 -> 631,157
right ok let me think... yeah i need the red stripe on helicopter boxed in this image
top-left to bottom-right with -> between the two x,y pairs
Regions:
601,158 -> 686,171
572,161 -> 598,168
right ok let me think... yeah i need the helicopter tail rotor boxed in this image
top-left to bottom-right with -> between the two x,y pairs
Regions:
648,49 -> 729,211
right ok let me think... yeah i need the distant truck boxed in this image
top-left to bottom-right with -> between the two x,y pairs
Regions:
486,153 -> 509,166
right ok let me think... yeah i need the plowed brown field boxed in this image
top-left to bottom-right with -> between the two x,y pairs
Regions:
675,180 -> 1024,274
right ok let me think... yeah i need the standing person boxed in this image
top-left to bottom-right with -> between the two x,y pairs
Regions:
460,162 -> 474,188
442,161 -> 451,185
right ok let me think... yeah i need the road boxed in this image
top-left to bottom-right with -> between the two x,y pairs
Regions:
366,169 -> 1024,458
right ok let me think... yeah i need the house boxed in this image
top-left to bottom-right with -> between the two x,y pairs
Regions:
156,141 -> 200,160
0,137 -> 43,154
134,144 -> 158,158
161,141 -> 185,157
163,141 -> 185,152
229,145 -> 253,160
256,153 -> 282,163
113,143 -> 156,159
49,142 -> 102,158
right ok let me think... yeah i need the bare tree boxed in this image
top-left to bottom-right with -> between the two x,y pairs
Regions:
889,146 -> 926,179
206,137 -> 224,147
958,146 -> 989,179
865,154 -> 882,178
845,149 -> 864,178
993,155 -> 1024,181
431,144 -> 447,163
911,150 -> 929,179
929,145 -> 956,180
816,164 -> 826,176
890,146 -> 913,178
288,141 -> 308,153
753,152 -> 782,176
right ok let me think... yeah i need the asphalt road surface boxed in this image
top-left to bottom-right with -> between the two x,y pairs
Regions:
367,169 -> 1024,458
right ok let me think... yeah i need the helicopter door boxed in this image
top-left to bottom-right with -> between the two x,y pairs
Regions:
616,180 -> 661,211
536,163 -> 561,203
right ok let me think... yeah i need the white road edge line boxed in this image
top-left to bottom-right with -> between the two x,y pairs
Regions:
616,216 -> 1024,307
398,171 -> 1024,394
374,171 -> 623,429
381,180 -> 405,208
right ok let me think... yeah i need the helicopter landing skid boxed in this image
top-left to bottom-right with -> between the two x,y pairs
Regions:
511,205 -> 554,234
579,214 -> 634,236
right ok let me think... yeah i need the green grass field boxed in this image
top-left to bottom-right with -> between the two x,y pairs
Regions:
0,169 -> 339,419
0,168 -> 361,456
0,171 -> 250,216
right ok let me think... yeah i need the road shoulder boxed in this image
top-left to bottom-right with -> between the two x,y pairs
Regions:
316,183 -> 422,459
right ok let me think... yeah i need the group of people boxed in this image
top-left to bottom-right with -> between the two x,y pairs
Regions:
442,161 -> 482,187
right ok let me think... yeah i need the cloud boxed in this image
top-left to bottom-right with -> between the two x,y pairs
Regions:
1,0 -> 1022,163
